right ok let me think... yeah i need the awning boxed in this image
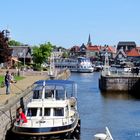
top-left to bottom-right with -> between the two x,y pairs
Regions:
11,58 -> 21,62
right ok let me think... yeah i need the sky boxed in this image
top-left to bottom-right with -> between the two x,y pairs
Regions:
0,0 -> 140,48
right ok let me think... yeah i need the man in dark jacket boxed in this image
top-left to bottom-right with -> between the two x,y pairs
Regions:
5,70 -> 11,94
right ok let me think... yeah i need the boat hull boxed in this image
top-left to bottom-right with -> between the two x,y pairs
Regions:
78,68 -> 94,73
12,118 -> 80,139
12,117 -> 79,136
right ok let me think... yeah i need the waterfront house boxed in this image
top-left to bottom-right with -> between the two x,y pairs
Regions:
126,47 -> 140,66
100,45 -> 116,64
69,44 -> 87,57
52,48 -> 64,58
114,47 -> 127,64
86,45 -> 101,61
117,41 -> 136,52
80,43 -> 87,56
69,45 -> 80,57
10,46 -> 32,68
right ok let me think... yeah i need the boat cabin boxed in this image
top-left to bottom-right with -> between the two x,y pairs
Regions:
12,80 -> 79,140
32,84 -> 67,100
24,81 -> 77,126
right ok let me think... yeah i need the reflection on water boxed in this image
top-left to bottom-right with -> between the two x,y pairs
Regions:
101,92 -> 134,100
70,72 -> 140,140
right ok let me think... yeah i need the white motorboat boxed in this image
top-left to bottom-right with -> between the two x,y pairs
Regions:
12,80 -> 80,139
77,57 -> 94,73
55,57 -> 94,73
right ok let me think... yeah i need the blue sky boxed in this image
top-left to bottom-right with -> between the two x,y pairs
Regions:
0,0 -> 140,48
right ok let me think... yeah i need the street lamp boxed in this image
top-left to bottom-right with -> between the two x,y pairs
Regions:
17,53 -> 22,76
23,49 -> 25,69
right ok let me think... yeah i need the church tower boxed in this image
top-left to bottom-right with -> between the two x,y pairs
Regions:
87,34 -> 92,46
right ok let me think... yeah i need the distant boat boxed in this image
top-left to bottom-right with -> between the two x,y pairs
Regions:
94,127 -> 113,140
55,57 -> 94,73
12,80 -> 80,139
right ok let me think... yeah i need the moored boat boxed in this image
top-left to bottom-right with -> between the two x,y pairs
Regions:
12,80 -> 80,139
55,57 -> 94,73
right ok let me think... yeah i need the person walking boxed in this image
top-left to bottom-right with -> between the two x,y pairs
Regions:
5,70 -> 11,94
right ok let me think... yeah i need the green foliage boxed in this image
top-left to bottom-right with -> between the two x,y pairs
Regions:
32,42 -> 53,66
32,63 -> 42,71
0,75 -> 24,88
8,40 -> 23,46
62,51 -> 68,58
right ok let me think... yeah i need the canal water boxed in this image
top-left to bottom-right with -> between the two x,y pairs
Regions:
6,72 -> 140,140
69,72 -> 140,140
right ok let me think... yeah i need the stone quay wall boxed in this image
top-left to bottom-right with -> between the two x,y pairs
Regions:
99,75 -> 140,93
0,69 -> 71,140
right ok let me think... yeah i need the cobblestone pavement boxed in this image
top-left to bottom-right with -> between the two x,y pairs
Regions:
0,72 -> 48,106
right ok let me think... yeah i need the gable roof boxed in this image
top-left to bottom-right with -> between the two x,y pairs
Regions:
10,46 -> 32,58
126,48 -> 140,57
87,45 -> 101,51
116,48 -> 127,58
107,46 -> 116,53
101,46 -> 116,53
118,41 -> 136,46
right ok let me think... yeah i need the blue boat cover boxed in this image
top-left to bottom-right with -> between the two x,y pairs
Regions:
34,80 -> 75,85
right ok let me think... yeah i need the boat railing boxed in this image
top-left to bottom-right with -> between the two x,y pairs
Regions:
31,97 -> 69,101
31,99 -> 43,102
102,68 -> 139,77
23,112 -> 78,127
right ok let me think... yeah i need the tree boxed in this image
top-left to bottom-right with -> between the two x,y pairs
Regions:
32,42 -> 53,66
0,30 -> 12,65
8,40 -> 23,46
62,51 -> 68,58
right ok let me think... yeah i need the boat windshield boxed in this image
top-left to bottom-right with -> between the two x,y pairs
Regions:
45,90 -> 54,98
56,89 -> 65,100
33,90 -> 42,99
45,85 -> 66,100
33,85 -> 43,99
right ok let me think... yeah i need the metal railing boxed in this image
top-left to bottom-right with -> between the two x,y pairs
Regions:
102,70 -> 140,77
16,112 -> 78,128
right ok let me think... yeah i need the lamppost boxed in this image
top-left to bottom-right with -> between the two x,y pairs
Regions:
23,49 -> 25,69
17,53 -> 21,76
17,52 -> 23,76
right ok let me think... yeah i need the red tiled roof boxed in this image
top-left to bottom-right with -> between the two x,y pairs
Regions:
87,45 -> 101,51
126,48 -> 140,57
107,46 -> 116,53
101,46 -> 116,53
